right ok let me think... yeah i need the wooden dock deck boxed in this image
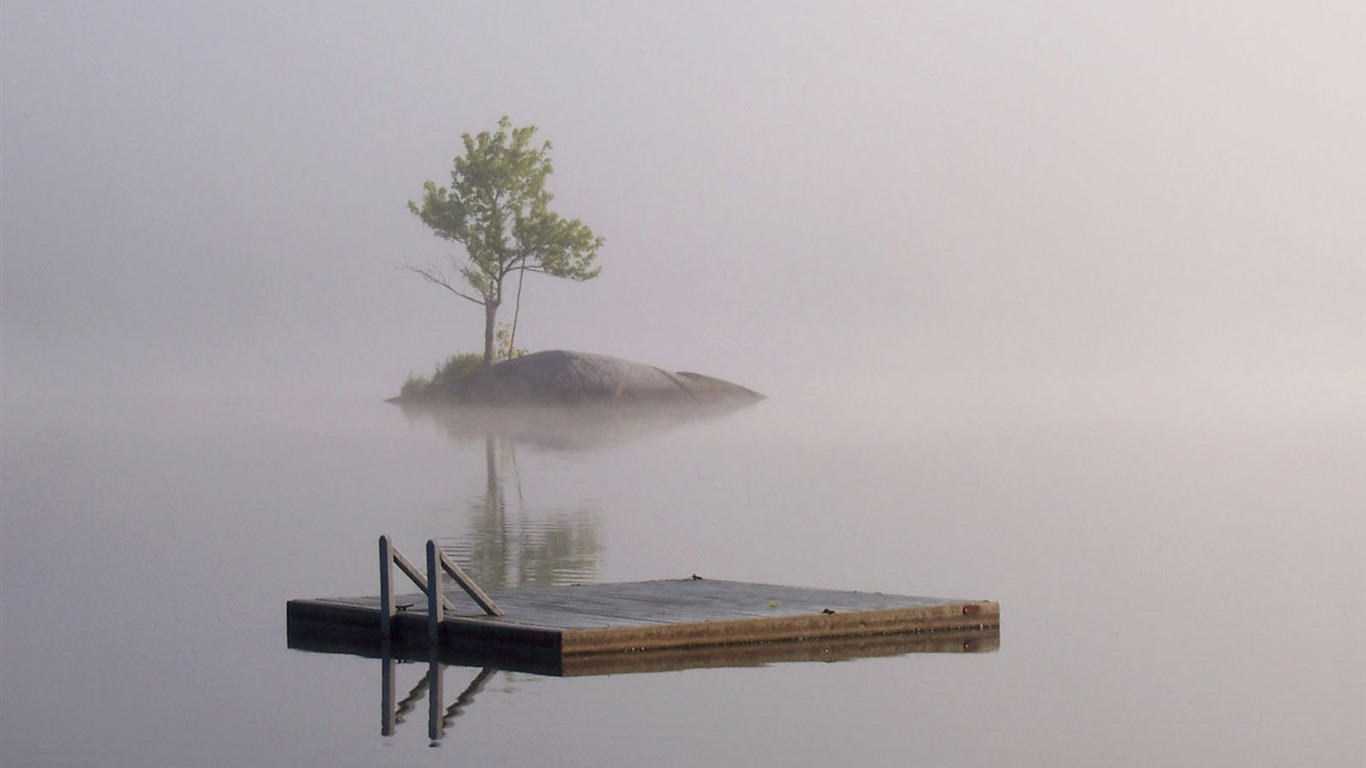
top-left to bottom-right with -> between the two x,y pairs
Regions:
287,577 -> 1000,668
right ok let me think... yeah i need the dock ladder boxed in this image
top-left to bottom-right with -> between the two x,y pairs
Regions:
377,535 -> 503,640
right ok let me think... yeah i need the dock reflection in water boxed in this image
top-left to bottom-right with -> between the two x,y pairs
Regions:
363,630 -> 1001,746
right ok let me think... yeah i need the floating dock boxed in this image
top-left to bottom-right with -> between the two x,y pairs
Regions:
291,614 -> 998,679
291,580 -> 999,672
286,538 -> 999,672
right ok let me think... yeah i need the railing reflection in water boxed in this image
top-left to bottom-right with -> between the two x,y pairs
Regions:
381,642 -> 497,746
365,630 -> 1000,747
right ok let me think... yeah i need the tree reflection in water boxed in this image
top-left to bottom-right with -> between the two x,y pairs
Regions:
399,399 -> 758,591
438,432 -> 602,590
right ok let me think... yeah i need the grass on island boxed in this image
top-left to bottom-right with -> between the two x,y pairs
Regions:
400,332 -> 529,398
399,352 -> 486,398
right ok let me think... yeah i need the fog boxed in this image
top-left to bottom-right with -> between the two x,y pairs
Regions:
3,1 -> 1359,427
2,6 -> 1364,763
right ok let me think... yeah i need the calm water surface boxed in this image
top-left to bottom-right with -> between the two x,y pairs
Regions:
1,390 -> 1361,766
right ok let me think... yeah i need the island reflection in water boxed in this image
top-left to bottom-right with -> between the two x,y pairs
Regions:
397,398 -> 761,451
398,399 -> 763,589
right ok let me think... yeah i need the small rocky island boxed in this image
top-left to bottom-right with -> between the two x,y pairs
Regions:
391,350 -> 763,407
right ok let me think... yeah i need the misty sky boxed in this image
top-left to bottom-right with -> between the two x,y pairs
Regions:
2,2 -> 1361,422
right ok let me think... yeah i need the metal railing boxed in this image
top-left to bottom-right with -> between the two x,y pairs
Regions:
378,535 -> 503,640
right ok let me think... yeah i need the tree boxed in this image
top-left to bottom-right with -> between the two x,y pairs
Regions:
408,116 -> 604,366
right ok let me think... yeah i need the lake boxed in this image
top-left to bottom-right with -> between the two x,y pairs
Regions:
1,387 -> 1361,766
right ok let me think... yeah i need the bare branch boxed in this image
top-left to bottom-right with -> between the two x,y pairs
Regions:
403,265 -> 487,307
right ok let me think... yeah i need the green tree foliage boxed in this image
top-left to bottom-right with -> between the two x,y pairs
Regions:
495,322 -> 528,361
408,116 -> 604,366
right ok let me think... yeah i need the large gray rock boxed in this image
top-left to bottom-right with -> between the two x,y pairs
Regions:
410,350 -> 762,406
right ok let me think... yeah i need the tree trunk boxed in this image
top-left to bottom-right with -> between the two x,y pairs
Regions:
482,301 -> 498,366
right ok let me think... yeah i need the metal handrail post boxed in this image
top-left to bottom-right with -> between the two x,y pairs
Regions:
426,539 -> 443,640
381,535 -> 455,639
379,535 -> 395,636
